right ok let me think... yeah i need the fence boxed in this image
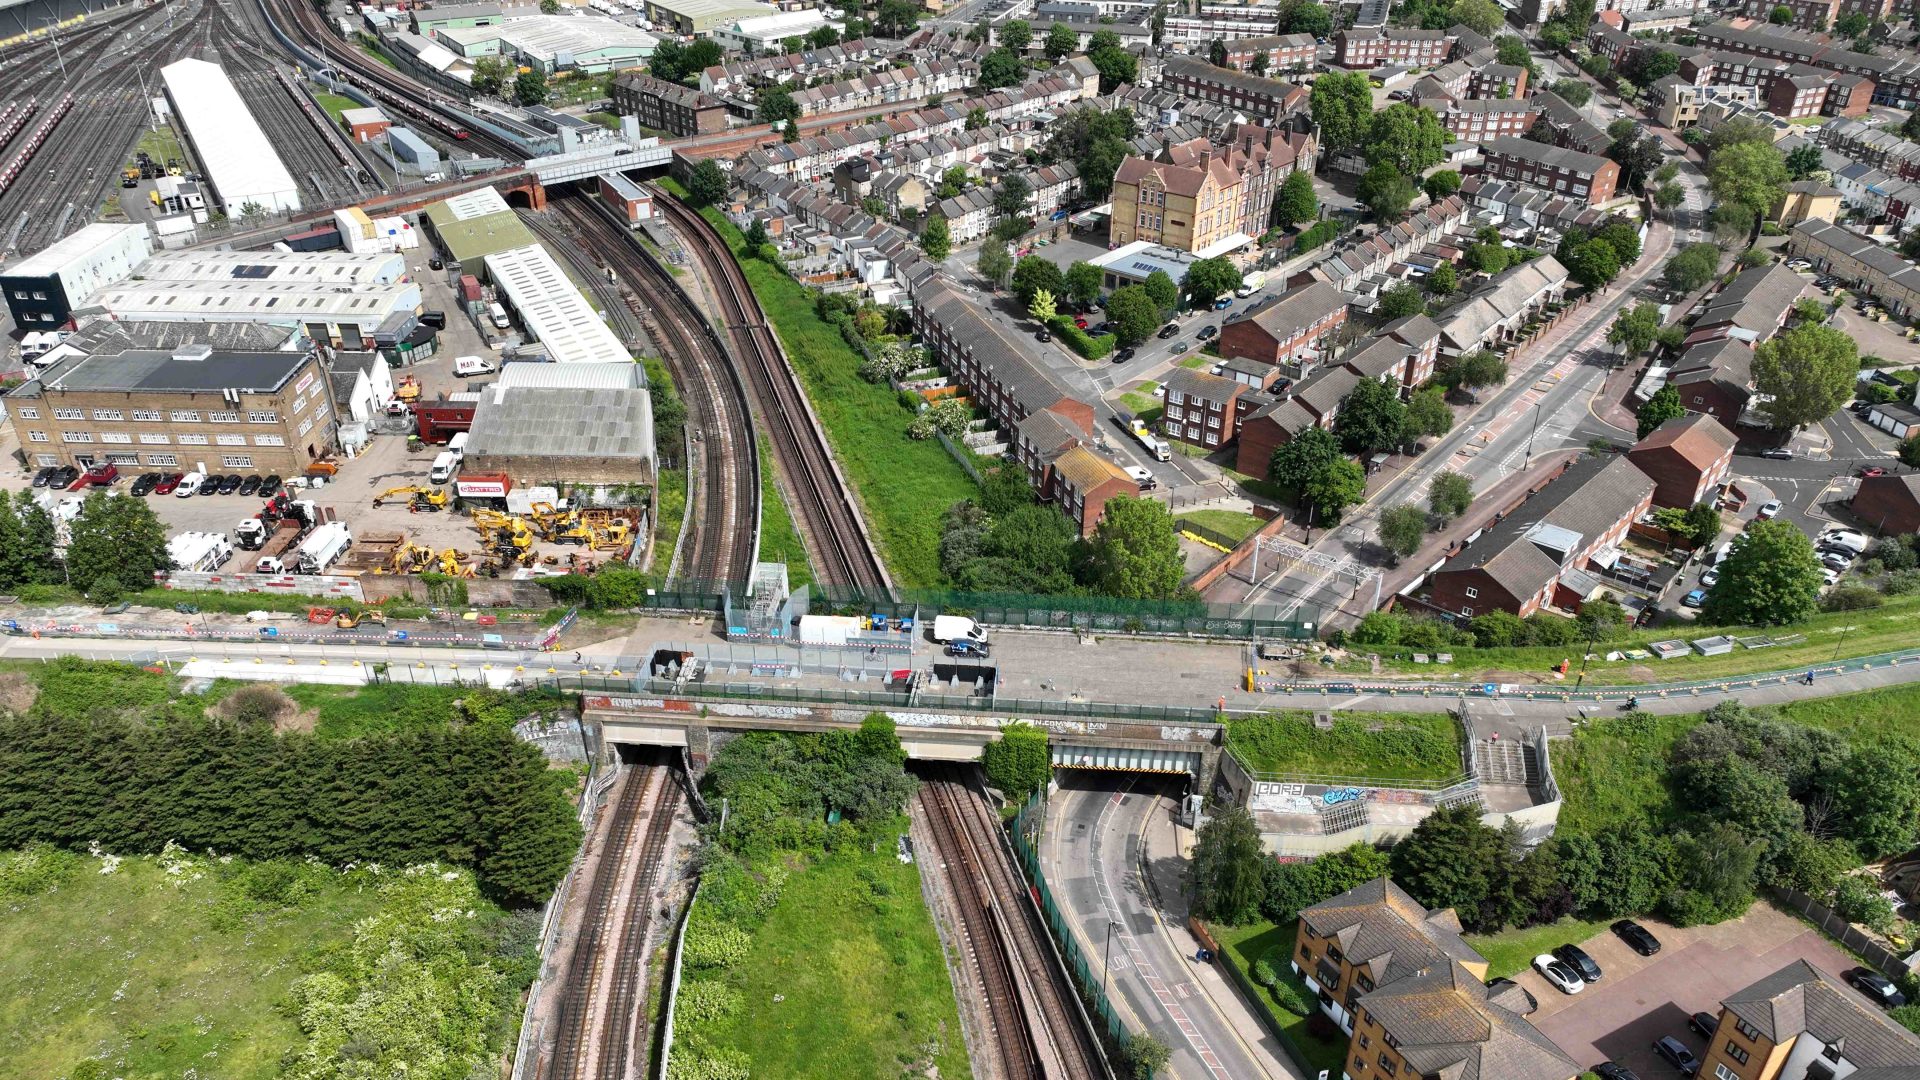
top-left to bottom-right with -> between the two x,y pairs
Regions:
933,429 -> 984,485
1770,886 -> 1917,980
1189,921 -> 1321,1077
653,879 -> 701,1080
1009,787 -> 1133,1057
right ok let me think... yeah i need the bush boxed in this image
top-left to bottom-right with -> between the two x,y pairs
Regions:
1822,584 -> 1884,611
87,574 -> 123,603
1048,315 -> 1117,359
1251,954 -> 1278,987
1831,874 -> 1897,935
1268,969 -> 1313,1016
981,723 -> 1051,799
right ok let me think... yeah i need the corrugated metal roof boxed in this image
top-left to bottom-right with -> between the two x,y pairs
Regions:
483,244 -> 631,365
160,59 -> 301,214
494,360 -> 645,390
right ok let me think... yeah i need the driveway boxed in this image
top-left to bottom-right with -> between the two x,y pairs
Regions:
1517,903 -> 1857,1075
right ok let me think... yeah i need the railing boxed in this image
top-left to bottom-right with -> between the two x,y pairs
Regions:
1195,920 -> 1322,1077
653,880 -> 700,1080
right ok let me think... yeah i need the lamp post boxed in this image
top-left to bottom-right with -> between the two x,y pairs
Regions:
1102,919 -> 1115,1001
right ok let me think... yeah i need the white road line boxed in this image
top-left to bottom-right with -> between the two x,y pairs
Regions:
1090,780 -> 1235,1080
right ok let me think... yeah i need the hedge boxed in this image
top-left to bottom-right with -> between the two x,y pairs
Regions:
1048,315 -> 1117,360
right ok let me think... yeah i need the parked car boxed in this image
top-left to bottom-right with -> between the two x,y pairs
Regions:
1759,447 -> 1795,460
1073,316 -> 1089,330
217,473 -> 244,495
1688,1011 -> 1718,1038
49,465 -> 78,490
1197,324 -> 1218,340
30,466 -> 55,488
1860,465 -> 1887,477
1594,1064 -> 1642,1080
1170,341 -> 1189,353
259,474 -> 282,495
1652,1036 -> 1699,1075
1822,566 -> 1843,586
1822,551 -> 1854,571
1553,943 -> 1603,983
1845,968 -> 1908,1009
1485,977 -> 1537,1012
1700,566 -> 1720,587
238,475 -> 263,496
152,473 -> 183,495
1683,588 -> 1707,608
129,472 -> 161,496
1757,499 -> 1782,519
1124,465 -> 1157,489
1036,328 -> 1052,343
1158,323 -> 1180,339
1611,920 -> 1662,956
1213,297 -> 1233,310
1532,954 -> 1584,995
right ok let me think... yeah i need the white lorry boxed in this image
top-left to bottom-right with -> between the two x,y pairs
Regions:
796,614 -> 865,647
295,522 -> 353,575
167,531 -> 235,573
930,615 -> 988,646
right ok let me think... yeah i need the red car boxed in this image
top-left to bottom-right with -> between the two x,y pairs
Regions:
152,472 -> 184,495
1861,466 -> 1887,478
69,462 -> 117,490
1074,316 -> 1089,329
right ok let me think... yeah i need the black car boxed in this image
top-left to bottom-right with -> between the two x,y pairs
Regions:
1594,1064 -> 1641,1080
1652,1036 -> 1699,1075
1197,324 -> 1218,340
198,474 -> 224,496
218,473 -> 245,495
1553,943 -> 1603,983
1484,976 -> 1538,1013
1612,920 -> 1662,956
52,465 -> 79,489
30,466 -> 56,488
1845,968 -> 1908,1009
1688,1011 -> 1718,1038
1111,347 -> 1135,364
1036,328 -> 1052,342
427,258 -> 444,271
1157,323 -> 1180,339
259,474 -> 283,496
238,474 -> 263,496
129,472 -> 161,496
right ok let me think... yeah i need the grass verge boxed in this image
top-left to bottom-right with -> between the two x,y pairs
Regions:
661,178 -> 976,587
1177,510 -> 1265,544
1464,915 -> 1618,979
1226,711 -> 1463,782
311,91 -> 360,124
687,840 -> 973,1079
132,124 -> 185,170
1213,921 -> 1348,1074
757,432 -> 817,593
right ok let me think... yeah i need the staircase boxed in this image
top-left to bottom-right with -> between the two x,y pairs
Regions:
1471,738 -> 1537,787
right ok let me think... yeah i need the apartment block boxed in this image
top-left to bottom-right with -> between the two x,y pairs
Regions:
1217,281 -> 1349,370
1469,63 -> 1529,100
1467,137 -> 1621,205
1788,217 -> 1920,318
1697,960 -> 1920,1080
1223,33 -> 1319,74
1159,55 -> 1310,121
612,71 -> 729,137
1109,123 -> 1315,255
1692,20 -> 1920,109
1628,412 -> 1737,509
1159,366 -> 1260,449
1333,27 -> 1455,68
1439,98 -> 1537,142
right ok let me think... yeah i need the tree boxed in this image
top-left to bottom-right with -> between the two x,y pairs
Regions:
875,0 -> 921,36
1028,287 -> 1057,322
1011,255 -> 1066,307
1088,496 -> 1185,598
1702,518 -> 1825,627
1826,743 -> 1920,860
1064,261 -> 1102,306
1609,133 -> 1667,195
993,173 -> 1032,219
1709,140 -> 1789,220
1250,52 -> 1271,76
782,35 -> 806,54
1562,238 -> 1621,289
1664,823 -> 1761,926
1466,241 -> 1511,275
1390,803 -> 1511,932
1379,504 -> 1428,564
1000,18 -> 1032,50
1445,349 -> 1507,390
66,493 -> 169,596
1901,432 -> 1920,469
512,68 -> 549,107
920,214 -> 951,261
1189,806 -> 1266,924
1448,0 -> 1503,36
977,242 -> 1013,289
1609,302 -> 1663,361
1335,376 -> 1411,454
1623,47 -> 1680,87
1753,324 -> 1858,430
1052,21 -> 1082,58
1494,34 -> 1536,76
687,159 -> 728,206
1429,470 -> 1473,520
1277,0 -> 1333,35
1310,71 -> 1376,155
1550,78 -> 1592,106
1358,163 -> 1416,221
1089,41 -> 1137,91
979,46 -> 1024,89
1653,182 -> 1685,217
1406,385 -> 1453,439
757,84 -> 799,126
981,723 -> 1050,798
935,165 -> 969,199
1260,841 -> 1391,925
1785,143 -> 1825,181
1125,1034 -> 1172,1080
1143,269 -> 1179,315
1183,257 -> 1242,307
1664,242 -> 1721,293
808,24 -> 841,47
1273,169 -> 1318,229
1301,456 -> 1366,524
1208,38 -> 1229,66
1770,3 -> 1793,21
471,55 -> 511,97
744,217 -> 770,251
1106,285 -> 1160,345
1426,263 -> 1457,295
1377,281 -> 1425,319
1365,103 -> 1448,176
1636,384 -> 1687,439
1423,169 -> 1461,203
1589,820 -> 1678,918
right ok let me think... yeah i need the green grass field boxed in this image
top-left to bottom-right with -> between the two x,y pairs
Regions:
1227,711 -> 1463,783
1464,915 -> 1617,979
1177,510 -> 1265,545
1212,921 -> 1347,1073
692,845 -> 973,1079
757,433 -> 817,592
0,855 -> 382,1079
662,179 -> 977,587
311,91 -> 360,124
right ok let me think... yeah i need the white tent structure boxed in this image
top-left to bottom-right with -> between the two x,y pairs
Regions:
159,58 -> 302,215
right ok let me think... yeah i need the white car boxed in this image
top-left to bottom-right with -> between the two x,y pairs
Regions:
1533,954 -> 1585,995
1757,499 -> 1782,519
1700,567 -> 1720,588
1124,465 -> 1153,484
1822,567 -> 1842,586
1822,551 -> 1853,571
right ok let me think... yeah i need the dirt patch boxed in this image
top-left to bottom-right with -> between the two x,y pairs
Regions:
276,705 -> 320,734
0,672 -> 37,714
215,684 -> 299,728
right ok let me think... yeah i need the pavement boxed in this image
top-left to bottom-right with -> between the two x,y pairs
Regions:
1044,773 -> 1299,1080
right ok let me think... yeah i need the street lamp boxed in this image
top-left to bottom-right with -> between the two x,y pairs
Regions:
1522,403 -> 1542,470
1102,919 -> 1115,1001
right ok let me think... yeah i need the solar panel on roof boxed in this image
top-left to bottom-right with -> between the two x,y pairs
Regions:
230,264 -> 273,279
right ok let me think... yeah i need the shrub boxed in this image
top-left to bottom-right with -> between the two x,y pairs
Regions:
87,574 -> 124,603
1831,874 -> 1897,935
1048,315 -> 1117,359
1251,955 -> 1278,987
684,920 -> 753,970
218,683 -> 296,727
1268,967 -> 1314,1016
1822,585 -> 1884,611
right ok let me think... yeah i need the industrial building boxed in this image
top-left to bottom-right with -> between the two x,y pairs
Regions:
0,222 -> 151,329
385,127 -> 441,172
5,339 -> 337,476
89,278 -> 423,346
708,9 -> 838,52
411,2 -> 503,35
640,0 -> 774,35
483,244 -> 632,364
340,106 -> 391,143
495,15 -> 658,73
135,249 -> 410,288
463,377 -> 655,486
159,58 -> 302,214
422,187 -> 540,275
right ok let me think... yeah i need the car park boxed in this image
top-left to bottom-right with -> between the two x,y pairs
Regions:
1553,943 -> 1603,983
1757,499 -> 1781,519
1533,954 -> 1584,994
1652,1036 -> 1699,1075
1611,920 -> 1662,956
51,465 -> 78,489
1822,567 -> 1842,586
218,474 -> 243,495
1683,588 -> 1707,608
129,472 -> 161,496
175,471 -> 206,497
1688,1011 -> 1718,1038
1844,968 -> 1907,1008
1699,565 -> 1720,587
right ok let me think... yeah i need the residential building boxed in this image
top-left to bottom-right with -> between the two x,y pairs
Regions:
1819,116 -> 1920,181
1656,79 -> 1767,130
1109,123 -> 1315,255
1667,338 -> 1756,426
1159,55 -> 1309,122
1692,20 -> 1920,110
1854,472 -> 1920,534
1297,195 -> 1472,292
1628,412 -> 1737,509
1689,261 -> 1809,345
999,18 -> 1154,54
1348,963 -> 1582,1080
1048,444 -> 1140,536
6,337 -> 337,475
1696,960 -> 1920,1080
1217,281 -> 1350,372
612,71 -> 729,137
1429,454 -> 1655,618
1529,91 -> 1613,156
1788,218 -> 1920,318
1438,98 -> 1538,142
1434,256 -> 1572,359
1292,877 -> 1490,1032
1469,63 -> 1529,100
1012,406 -> 1094,493
783,58 -> 976,119
1467,137 -> 1621,205
1222,33 -> 1320,74
1742,0 -> 1842,30
1160,366 -> 1258,449
1231,364 -> 1362,474
1676,48 -> 1875,120
1334,27 -> 1455,68
1774,180 -> 1844,225
1163,10 -> 1286,47
1459,176 -> 1611,236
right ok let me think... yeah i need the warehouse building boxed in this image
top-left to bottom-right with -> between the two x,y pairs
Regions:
134,249 -> 410,288
640,0 -> 774,35
411,2 -> 503,35
483,244 -> 632,364
495,15 -> 658,73
709,9 -> 838,52
5,339 -> 337,476
89,279 -> 423,346
160,58 -> 301,214
340,106 -> 391,143
386,127 -> 442,172
422,188 -> 540,274
0,222 -> 151,329
463,378 -> 655,485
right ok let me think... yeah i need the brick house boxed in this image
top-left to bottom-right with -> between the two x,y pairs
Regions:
611,71 -> 729,137
1467,137 -> 1621,205
1223,33 -> 1320,75
1788,218 -> 1920,320
1469,63 -> 1529,100
1429,455 -> 1656,618
1109,124 -> 1313,254
1160,366 -> 1258,450
1048,444 -> 1139,536
1334,28 -> 1455,68
1230,365 -> 1361,475
1216,281 -> 1349,374
1438,98 -> 1538,142
1012,405 -> 1093,491
1293,878 -> 1490,1032
1158,56 -> 1310,122
1696,960 -> 1920,1080
1667,338 -> 1755,425
1853,473 -> 1920,535
1628,412 -> 1737,509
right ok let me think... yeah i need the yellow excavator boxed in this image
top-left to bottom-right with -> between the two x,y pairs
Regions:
388,543 -> 435,574
373,486 -> 448,511
436,548 -> 477,577
590,520 -> 632,550
334,608 -> 388,629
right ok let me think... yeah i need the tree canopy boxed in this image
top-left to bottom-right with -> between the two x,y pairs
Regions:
1636,384 -> 1686,439
1310,71 -> 1376,155
1087,496 -> 1187,599
1753,324 -> 1859,430
67,492 -> 169,595
1365,103 -> 1448,176
1184,257 -> 1243,306
1274,169 -> 1319,228
1189,806 -> 1267,924
1335,376 -> 1412,454
1708,140 -> 1789,219
1358,163 -> 1416,221
1702,519 -> 1825,626
1663,242 -> 1722,293
1106,285 -> 1161,345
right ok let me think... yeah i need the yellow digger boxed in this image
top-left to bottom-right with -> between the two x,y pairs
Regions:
590,520 -> 632,550
334,608 -> 388,629
389,543 -> 435,574
373,485 -> 449,511
436,548 -> 477,577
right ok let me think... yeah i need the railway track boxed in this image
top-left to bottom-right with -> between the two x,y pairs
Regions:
917,766 -> 1106,1080
544,192 -> 760,584
651,190 -> 890,590
207,12 -> 366,207
545,762 -> 684,1080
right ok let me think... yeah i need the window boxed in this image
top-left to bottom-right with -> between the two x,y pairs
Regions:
145,453 -> 178,466
1168,391 -> 1184,405
91,409 -> 122,421
15,407 -> 36,419
1733,1018 -> 1761,1042
26,431 -> 47,442
221,455 -> 254,468
208,411 -> 239,423
106,452 -> 138,465
1376,1052 -> 1397,1076
139,433 -> 169,445
216,434 -> 247,446
53,408 -> 82,420
99,432 -> 130,444
61,432 -> 92,443
171,410 -> 200,422
1465,587 -> 1479,599
1714,1067 -> 1740,1080
1723,1042 -> 1749,1065
35,454 -> 57,466
176,433 -> 208,445
254,434 -> 285,447
1167,405 -> 1184,421
1462,606 -> 1473,617
132,409 -> 161,421
1356,1033 -> 1370,1050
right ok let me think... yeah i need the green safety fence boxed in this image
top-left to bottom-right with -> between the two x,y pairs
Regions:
1009,788 -> 1131,1047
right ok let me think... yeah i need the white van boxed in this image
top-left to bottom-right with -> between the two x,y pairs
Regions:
447,431 -> 468,463
175,471 -> 207,497
452,355 -> 496,377
429,452 -> 458,485
487,302 -> 510,330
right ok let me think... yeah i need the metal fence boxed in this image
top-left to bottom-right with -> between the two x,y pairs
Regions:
1771,886 -> 1917,980
1010,787 -> 1132,1050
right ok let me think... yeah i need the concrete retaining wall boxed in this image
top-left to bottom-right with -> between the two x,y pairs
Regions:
160,570 -> 364,600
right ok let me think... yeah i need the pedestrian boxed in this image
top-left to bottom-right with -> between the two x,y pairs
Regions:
573,651 -> 582,664
1804,669 -> 1815,686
